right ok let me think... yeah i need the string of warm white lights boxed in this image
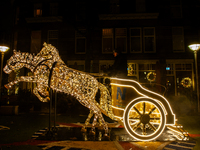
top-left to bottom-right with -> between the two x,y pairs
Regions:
3,43 -> 114,135
3,43 -> 178,141
180,77 -> 192,88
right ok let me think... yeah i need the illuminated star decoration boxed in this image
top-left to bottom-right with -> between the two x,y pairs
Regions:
3,43 -> 114,135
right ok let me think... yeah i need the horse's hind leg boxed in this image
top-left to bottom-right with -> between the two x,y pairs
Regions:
95,110 -> 108,136
81,110 -> 94,133
85,110 -> 94,126
88,102 -> 109,136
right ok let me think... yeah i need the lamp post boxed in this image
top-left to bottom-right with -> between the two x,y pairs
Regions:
0,46 -> 9,103
188,44 -> 200,113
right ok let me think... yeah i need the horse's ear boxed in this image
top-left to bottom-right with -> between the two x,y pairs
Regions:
13,49 -> 16,54
43,42 -> 47,47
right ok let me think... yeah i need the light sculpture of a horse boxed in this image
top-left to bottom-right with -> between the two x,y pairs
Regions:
3,43 -> 114,136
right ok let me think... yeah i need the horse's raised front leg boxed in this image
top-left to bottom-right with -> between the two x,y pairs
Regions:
33,85 -> 50,102
5,76 -> 36,89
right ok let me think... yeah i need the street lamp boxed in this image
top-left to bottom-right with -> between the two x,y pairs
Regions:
188,44 -> 200,113
0,46 -> 9,103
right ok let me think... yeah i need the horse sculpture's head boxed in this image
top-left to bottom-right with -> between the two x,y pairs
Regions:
3,50 -> 27,74
38,43 -> 61,62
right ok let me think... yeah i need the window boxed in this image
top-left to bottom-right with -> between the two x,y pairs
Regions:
110,0 -> 120,14
48,30 -> 58,48
139,63 -> 156,71
67,61 -> 85,71
136,0 -> 146,12
166,60 -> 194,96
130,27 -> 155,53
175,64 -> 192,71
31,31 -> 41,53
144,27 -> 155,53
102,29 -> 113,53
115,28 -> 127,53
166,63 -> 174,75
14,32 -> 18,50
50,3 -> 58,16
34,4 -> 42,17
99,60 -> 114,73
75,29 -> 86,54
15,7 -> 19,24
172,27 -> 184,52
170,0 -> 182,18
130,28 -> 142,53
139,63 -> 156,83
76,1 -> 86,21
175,63 -> 193,96
127,63 -> 137,76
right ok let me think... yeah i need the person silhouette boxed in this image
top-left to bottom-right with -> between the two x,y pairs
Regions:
107,48 -> 127,78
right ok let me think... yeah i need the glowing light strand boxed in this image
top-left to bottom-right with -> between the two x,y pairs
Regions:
3,43 -> 178,141
3,43 -> 114,135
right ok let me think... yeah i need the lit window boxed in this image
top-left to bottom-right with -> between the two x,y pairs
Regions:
127,63 -> 137,76
34,9 -> 42,17
34,4 -> 42,17
139,63 -> 156,83
36,9 -> 41,15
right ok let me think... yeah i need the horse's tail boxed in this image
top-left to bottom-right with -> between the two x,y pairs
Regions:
98,82 -> 114,120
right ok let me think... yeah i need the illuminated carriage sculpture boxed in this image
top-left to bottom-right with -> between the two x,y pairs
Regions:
3,43 -> 181,141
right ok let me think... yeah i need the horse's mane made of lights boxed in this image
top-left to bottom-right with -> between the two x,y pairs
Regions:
3,43 -> 114,135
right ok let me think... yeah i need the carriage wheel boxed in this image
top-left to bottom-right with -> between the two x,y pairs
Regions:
123,97 -> 166,141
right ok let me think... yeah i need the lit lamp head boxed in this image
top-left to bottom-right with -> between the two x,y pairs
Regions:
0,46 -> 9,53
188,44 -> 200,51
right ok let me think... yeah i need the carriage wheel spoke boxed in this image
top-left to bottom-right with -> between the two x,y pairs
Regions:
143,102 -> 146,114
129,121 -> 138,126
148,123 -> 156,131
142,123 -> 147,135
150,117 -> 161,120
148,107 -> 156,115
133,107 -> 141,116
129,118 -> 140,121
132,121 -> 141,131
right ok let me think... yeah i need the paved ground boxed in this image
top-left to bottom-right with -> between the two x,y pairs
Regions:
0,113 -> 198,150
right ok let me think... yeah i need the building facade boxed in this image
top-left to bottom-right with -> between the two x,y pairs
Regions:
2,0 -> 200,98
